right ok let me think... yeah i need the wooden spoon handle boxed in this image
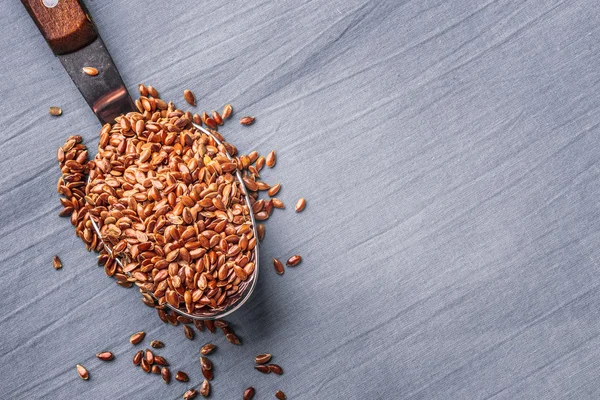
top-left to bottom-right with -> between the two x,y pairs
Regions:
21,0 -> 97,55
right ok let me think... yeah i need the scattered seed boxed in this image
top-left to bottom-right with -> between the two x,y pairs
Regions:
52,255 -> 62,270
273,258 -> 284,275
200,356 -> 212,370
222,104 -> 232,119
76,364 -> 89,380
204,320 -> 216,334
49,106 -> 62,116
184,89 -> 196,106
82,67 -> 98,76
243,387 -> 256,400
96,351 -> 114,361
183,389 -> 198,399
151,365 -> 161,374
257,224 -> 265,241
175,371 -> 189,382
154,355 -> 169,366
240,116 -> 255,125
150,340 -> 165,349
162,367 -> 171,384
256,156 -> 265,171
200,343 -> 216,355
286,255 -> 302,266
212,110 -> 223,125
141,358 -> 151,373
130,331 -> 145,345
184,325 -> 195,340
202,367 -> 214,381
266,150 -> 276,168
255,353 -> 272,364
147,86 -> 159,98
145,349 -> 154,364
133,350 -> 143,365
214,320 -> 228,329
275,390 -> 286,400
268,183 -> 281,197
272,198 -> 285,209
138,84 -> 148,96
295,198 -> 306,212
200,379 -> 210,397
194,320 -> 205,332
268,364 -> 283,375
193,113 -> 202,125
254,365 -> 270,374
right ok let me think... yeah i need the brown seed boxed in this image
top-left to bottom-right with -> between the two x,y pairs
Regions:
254,365 -> 270,374
193,113 -> 202,125
256,156 -> 265,171
96,351 -> 114,361
226,332 -> 241,345
130,331 -> 145,344
133,350 -> 143,365
76,364 -> 88,380
184,90 -> 196,106
255,353 -> 272,364
266,150 -> 276,168
286,255 -> 302,266
214,320 -> 228,329
147,86 -> 159,98
82,67 -> 98,76
212,110 -> 223,125
154,355 -> 169,366
52,255 -> 62,270
150,340 -> 165,349
257,224 -> 265,241
175,371 -> 189,382
243,387 -> 256,400
138,84 -> 148,96
200,379 -> 210,397
200,356 -> 212,370
141,358 -> 151,372
161,367 -> 171,384
152,365 -> 161,374
184,325 -> 195,340
194,320 -> 205,332
200,343 -> 216,355
295,198 -> 306,212
145,349 -> 154,364
204,320 -> 216,333
240,116 -> 255,125
202,367 -> 213,381
183,389 -> 198,399
267,183 -> 281,197
49,106 -> 62,116
268,364 -> 283,375
275,390 -> 286,400
273,258 -> 284,275
222,104 -> 232,119
272,198 -> 285,209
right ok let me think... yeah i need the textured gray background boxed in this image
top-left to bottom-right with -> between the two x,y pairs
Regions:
1,0 -> 599,399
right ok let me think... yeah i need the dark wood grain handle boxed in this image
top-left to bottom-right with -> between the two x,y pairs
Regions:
21,0 -> 97,55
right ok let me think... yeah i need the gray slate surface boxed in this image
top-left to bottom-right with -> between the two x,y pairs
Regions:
1,0 -> 600,399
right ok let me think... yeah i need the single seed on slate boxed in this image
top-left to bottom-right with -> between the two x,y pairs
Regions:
204,320 -> 216,333
184,325 -> 195,340
49,106 -> 62,116
273,258 -> 284,275
161,367 -> 171,384
193,113 -> 202,125
268,364 -> 283,375
222,104 -> 232,119
275,390 -> 286,400
214,320 -> 228,329
145,349 -> 154,364
138,84 -> 148,96
257,224 -> 265,241
194,320 -> 205,332
212,110 -> 223,125
147,86 -> 158,97
255,353 -> 272,364
286,255 -> 302,266
240,116 -> 255,125
130,331 -> 145,344
175,371 -> 189,382
76,364 -> 88,380
96,351 -> 114,361
133,350 -> 143,365
200,356 -> 212,370
184,89 -> 196,106
151,365 -> 161,374
52,255 -> 62,270
226,333 -> 241,345
256,156 -> 265,171
202,367 -> 213,381
150,340 -> 165,349
272,198 -> 285,209
154,355 -> 169,366
295,198 -> 306,212
141,358 -> 150,373
268,183 -> 281,197
254,365 -> 270,374
200,379 -> 210,397
82,67 -> 98,76
243,387 -> 256,400
266,150 -> 276,167
200,343 -> 216,355
183,389 -> 198,399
